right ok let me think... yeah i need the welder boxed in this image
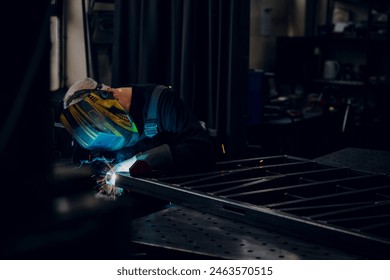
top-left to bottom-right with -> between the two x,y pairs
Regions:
60,78 -> 216,181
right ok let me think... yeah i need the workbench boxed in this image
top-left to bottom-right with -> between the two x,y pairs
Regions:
129,204 -> 363,260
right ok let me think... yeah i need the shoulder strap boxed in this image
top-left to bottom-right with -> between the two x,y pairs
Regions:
144,85 -> 167,138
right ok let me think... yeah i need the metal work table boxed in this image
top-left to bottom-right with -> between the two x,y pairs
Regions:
315,147 -> 390,176
130,204 -> 363,260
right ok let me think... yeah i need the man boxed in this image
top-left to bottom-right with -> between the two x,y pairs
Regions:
60,78 -> 216,178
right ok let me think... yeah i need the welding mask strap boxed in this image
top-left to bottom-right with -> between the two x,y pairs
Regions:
144,85 -> 168,138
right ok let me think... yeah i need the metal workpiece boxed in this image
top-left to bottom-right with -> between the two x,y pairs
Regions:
118,155 -> 390,259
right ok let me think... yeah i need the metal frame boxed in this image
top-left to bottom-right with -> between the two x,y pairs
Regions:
117,155 -> 390,258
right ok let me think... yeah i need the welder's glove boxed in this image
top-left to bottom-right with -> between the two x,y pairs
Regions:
130,144 -> 174,177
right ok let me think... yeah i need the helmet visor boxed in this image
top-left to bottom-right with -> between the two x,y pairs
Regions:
60,90 -> 138,151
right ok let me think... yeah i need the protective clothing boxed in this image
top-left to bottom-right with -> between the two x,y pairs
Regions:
131,144 -> 173,176
111,144 -> 173,177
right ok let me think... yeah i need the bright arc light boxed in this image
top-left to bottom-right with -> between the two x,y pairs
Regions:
105,170 -> 117,186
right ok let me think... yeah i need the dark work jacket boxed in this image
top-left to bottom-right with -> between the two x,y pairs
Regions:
116,84 -> 216,174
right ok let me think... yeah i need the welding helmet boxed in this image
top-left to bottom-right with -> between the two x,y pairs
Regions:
59,83 -> 139,151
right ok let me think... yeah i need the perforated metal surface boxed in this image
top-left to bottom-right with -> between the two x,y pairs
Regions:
131,205 -> 363,260
315,147 -> 390,175
118,154 -> 390,259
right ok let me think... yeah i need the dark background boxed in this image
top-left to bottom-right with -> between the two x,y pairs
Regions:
1,0 -> 390,259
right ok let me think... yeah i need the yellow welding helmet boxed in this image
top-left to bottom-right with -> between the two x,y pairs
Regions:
60,88 -> 139,151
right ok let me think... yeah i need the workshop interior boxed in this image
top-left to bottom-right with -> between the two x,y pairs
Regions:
2,0 -> 390,259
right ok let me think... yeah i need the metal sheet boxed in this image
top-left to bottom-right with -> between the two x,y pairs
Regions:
118,155 -> 390,259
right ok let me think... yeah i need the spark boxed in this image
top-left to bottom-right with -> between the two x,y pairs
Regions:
75,156 -> 124,200
76,156 -> 114,169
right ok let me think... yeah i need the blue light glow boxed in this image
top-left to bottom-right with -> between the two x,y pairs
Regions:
105,170 -> 116,186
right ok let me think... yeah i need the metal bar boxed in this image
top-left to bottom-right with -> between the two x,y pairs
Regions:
211,175 -> 284,195
190,167 -> 350,192
308,200 -> 390,219
279,201 -> 379,213
158,155 -> 307,185
188,176 -> 276,190
326,214 -> 390,224
175,161 -> 315,187
212,167 -> 357,197
268,185 -> 390,208
214,155 -> 305,169
224,174 -> 380,201
356,221 -> 390,232
161,155 -> 334,186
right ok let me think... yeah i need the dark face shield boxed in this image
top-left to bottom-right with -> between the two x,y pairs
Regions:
60,90 -> 139,151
